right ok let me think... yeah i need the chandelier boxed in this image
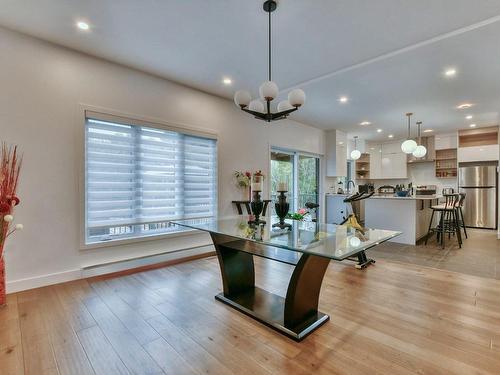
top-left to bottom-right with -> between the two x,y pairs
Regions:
413,121 -> 427,158
233,0 -> 306,122
401,112 -> 418,154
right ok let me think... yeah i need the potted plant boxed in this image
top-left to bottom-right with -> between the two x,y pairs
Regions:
0,143 -> 23,307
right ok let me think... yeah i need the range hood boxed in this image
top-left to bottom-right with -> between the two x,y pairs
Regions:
407,136 -> 435,163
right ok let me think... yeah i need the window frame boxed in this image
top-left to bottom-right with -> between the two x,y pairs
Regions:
78,105 -> 218,250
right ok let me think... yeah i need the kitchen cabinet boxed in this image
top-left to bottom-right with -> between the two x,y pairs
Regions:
326,130 -> 347,177
381,142 -> 401,154
458,144 -> 499,162
366,141 -> 407,179
435,133 -> 457,150
381,152 -> 407,179
366,142 -> 382,179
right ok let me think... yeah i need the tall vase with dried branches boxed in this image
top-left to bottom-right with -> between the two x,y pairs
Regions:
0,143 -> 22,307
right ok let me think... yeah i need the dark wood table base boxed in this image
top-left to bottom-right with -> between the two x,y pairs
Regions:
210,233 -> 331,341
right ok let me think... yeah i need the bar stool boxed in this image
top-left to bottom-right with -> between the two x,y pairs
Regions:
455,193 -> 468,239
425,194 -> 462,249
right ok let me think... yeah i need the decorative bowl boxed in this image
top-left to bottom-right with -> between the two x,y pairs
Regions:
396,190 -> 410,197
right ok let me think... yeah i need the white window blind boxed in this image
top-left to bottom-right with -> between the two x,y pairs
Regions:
85,117 -> 217,244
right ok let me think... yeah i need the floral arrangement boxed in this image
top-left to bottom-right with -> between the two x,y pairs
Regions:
286,208 -> 308,221
0,143 -> 22,307
234,171 -> 252,189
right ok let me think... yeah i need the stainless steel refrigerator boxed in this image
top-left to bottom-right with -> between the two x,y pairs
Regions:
459,164 -> 497,229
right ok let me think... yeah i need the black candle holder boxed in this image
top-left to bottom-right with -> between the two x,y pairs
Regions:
273,190 -> 291,229
249,190 -> 266,225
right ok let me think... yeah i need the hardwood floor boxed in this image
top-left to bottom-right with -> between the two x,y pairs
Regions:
371,228 -> 500,280
2,255 -> 500,374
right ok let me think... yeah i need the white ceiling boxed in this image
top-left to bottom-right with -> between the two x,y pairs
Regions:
1,0 -> 499,140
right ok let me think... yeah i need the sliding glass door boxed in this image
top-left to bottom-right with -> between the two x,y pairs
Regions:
270,148 -> 320,220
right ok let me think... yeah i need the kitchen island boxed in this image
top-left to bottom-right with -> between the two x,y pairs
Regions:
364,195 -> 441,245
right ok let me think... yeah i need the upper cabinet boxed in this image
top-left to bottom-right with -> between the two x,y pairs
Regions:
366,141 -> 407,179
326,130 -> 347,177
457,126 -> 499,163
435,133 -> 458,150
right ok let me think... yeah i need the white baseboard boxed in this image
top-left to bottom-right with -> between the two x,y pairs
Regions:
6,245 -> 214,293
7,269 -> 83,294
81,244 -> 214,278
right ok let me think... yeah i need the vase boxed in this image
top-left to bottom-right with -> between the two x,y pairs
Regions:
0,256 -> 5,308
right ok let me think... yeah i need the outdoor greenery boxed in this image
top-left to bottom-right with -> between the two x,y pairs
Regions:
270,152 -> 318,210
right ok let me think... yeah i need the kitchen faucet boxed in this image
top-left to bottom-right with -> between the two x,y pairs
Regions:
346,180 -> 355,194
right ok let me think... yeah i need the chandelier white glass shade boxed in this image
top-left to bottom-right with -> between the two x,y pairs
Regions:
233,1 -> 306,122
350,136 -> 361,160
401,112 -> 418,154
412,121 -> 427,158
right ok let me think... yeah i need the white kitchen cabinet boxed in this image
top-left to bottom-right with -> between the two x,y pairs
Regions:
381,152 -> 407,179
326,130 -> 347,177
366,141 -> 407,179
381,141 -> 402,154
458,144 -> 499,162
435,133 -> 458,150
366,143 -> 382,179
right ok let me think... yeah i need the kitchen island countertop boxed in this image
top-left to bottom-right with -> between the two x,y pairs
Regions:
368,195 -> 441,200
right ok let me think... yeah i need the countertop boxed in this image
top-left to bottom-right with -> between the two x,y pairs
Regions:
368,194 -> 441,200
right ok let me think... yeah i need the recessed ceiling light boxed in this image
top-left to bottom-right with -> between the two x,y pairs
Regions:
223,77 -> 232,85
339,96 -> 348,103
456,103 -> 473,110
376,129 -> 382,133
469,123 -> 477,128
388,134 -> 394,138
444,68 -> 457,77
423,129 -> 433,133
76,21 -> 90,30
338,141 -> 344,145
465,115 -> 473,120
360,121 -> 371,126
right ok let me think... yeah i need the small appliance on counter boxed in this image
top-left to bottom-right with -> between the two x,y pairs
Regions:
358,183 -> 374,194
377,185 -> 395,195
416,185 -> 437,196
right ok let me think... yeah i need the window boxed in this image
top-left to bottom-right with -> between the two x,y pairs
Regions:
270,148 -> 320,220
84,115 -> 217,244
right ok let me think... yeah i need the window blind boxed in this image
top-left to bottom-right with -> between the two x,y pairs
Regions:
85,117 -> 217,243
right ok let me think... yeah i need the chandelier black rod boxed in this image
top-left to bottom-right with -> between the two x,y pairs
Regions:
268,5 -> 272,82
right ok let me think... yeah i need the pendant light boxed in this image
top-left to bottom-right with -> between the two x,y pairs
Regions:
350,136 -> 361,160
233,1 -> 306,122
412,121 -> 427,158
401,112 -> 418,154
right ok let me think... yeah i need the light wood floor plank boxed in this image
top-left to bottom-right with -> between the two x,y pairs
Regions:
3,254 -> 500,374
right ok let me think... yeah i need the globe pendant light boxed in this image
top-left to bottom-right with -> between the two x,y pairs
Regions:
233,1 -> 306,122
401,112 -> 418,154
412,121 -> 427,158
350,136 -> 361,160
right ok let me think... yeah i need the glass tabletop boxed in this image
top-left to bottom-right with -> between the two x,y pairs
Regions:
170,216 -> 401,261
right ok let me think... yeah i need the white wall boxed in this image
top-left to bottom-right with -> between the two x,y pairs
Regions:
0,27 -> 325,291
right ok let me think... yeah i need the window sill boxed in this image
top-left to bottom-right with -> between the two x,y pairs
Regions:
80,228 -> 206,251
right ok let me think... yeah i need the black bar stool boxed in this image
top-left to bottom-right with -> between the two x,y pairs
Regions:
425,194 -> 462,249
455,193 -> 468,239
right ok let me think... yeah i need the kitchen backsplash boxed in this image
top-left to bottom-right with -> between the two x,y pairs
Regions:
360,162 -> 458,193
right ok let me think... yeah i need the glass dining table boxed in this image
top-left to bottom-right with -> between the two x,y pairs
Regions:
170,216 -> 400,341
